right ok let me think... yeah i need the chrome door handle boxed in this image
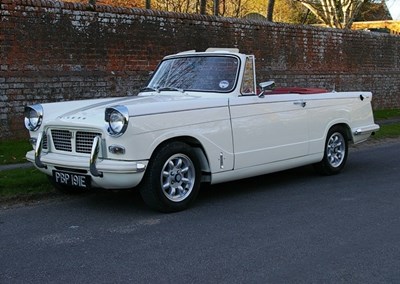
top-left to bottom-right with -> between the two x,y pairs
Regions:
294,101 -> 306,107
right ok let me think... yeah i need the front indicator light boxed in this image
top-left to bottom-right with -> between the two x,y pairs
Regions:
108,145 -> 126,155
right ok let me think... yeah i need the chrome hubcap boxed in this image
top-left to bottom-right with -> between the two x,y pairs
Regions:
161,154 -> 195,202
327,132 -> 345,168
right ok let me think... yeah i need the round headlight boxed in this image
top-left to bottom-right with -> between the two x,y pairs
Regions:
109,112 -> 125,133
105,106 -> 129,137
24,105 -> 43,131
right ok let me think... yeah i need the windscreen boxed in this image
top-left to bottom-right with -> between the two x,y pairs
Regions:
146,56 -> 240,93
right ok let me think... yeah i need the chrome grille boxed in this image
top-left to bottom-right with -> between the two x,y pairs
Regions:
49,129 -> 101,154
76,132 -> 100,154
51,130 -> 72,152
42,134 -> 48,149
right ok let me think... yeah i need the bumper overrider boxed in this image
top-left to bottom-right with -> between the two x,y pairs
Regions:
352,123 -> 380,143
26,132 -> 148,189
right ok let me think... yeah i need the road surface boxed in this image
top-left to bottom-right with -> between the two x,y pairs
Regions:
1,141 -> 400,283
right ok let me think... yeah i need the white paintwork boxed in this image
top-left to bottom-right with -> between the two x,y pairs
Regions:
25,49 -> 379,190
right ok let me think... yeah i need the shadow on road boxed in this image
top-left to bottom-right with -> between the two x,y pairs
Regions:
43,165 -> 318,214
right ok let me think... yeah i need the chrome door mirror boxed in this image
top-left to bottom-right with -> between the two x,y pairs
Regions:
258,81 -> 275,98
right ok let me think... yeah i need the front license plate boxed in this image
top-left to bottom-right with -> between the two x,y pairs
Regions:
52,170 -> 91,189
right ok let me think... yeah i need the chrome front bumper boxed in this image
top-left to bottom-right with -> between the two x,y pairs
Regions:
27,133 -> 148,189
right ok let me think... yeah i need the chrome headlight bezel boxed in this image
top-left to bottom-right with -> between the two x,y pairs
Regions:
105,105 -> 129,137
24,104 -> 43,132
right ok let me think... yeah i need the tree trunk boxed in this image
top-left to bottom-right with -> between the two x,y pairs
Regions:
214,0 -> 219,16
267,0 -> 275,21
200,0 -> 206,14
297,0 -> 363,29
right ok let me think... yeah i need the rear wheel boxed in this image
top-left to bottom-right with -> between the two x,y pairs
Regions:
140,142 -> 201,212
314,126 -> 348,175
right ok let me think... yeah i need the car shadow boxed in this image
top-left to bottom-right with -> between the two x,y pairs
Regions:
195,165 -> 317,206
60,165 -> 320,214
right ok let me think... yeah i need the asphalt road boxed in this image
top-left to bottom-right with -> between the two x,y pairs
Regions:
1,141 -> 400,283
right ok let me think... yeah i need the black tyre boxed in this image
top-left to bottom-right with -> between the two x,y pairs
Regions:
140,141 -> 202,212
314,126 -> 348,175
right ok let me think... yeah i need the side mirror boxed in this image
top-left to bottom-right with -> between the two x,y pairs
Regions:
258,80 -> 275,98
259,81 -> 275,90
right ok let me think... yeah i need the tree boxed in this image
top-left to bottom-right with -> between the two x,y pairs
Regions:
214,0 -> 220,16
267,0 -> 275,21
356,0 -> 392,21
273,0 -> 316,23
296,0 -> 364,28
200,0 -> 207,14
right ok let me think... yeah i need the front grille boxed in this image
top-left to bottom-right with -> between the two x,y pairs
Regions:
49,129 -> 101,154
42,134 -> 48,149
76,131 -> 100,153
52,130 -> 72,152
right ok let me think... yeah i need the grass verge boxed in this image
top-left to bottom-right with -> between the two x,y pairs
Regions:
372,123 -> 400,139
0,168 -> 54,202
372,109 -> 400,140
0,140 -> 32,165
373,109 -> 400,120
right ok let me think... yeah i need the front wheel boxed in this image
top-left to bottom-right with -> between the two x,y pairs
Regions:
314,126 -> 348,175
140,142 -> 201,212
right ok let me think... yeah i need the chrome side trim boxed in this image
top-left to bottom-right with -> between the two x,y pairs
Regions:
34,132 -> 47,169
89,136 -> 103,177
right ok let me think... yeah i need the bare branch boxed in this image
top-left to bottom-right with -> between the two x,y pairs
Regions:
296,0 -> 363,28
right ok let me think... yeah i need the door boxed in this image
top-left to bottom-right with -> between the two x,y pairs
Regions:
229,94 -> 309,169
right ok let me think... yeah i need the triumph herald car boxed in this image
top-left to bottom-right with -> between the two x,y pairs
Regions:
24,48 -> 380,212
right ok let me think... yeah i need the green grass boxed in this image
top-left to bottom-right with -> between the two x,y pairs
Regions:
372,123 -> 400,139
373,109 -> 400,120
0,140 -> 32,165
371,108 -> 400,140
0,168 -> 54,199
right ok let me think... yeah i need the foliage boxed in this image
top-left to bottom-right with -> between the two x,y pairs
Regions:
152,0 -> 205,13
69,0 -> 391,27
273,0 -> 317,23
356,0 -> 392,21
72,0 -> 270,18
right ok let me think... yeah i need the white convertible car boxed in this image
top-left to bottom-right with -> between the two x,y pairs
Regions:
24,48 -> 379,212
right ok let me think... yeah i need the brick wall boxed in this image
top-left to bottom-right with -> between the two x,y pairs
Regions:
1,0 -> 399,140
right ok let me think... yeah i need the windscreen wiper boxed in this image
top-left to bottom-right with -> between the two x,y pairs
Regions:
157,87 -> 185,93
139,87 -> 157,92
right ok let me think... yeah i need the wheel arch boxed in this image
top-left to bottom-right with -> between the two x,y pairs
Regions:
149,136 -> 211,177
324,121 -> 353,142
328,122 -> 352,142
